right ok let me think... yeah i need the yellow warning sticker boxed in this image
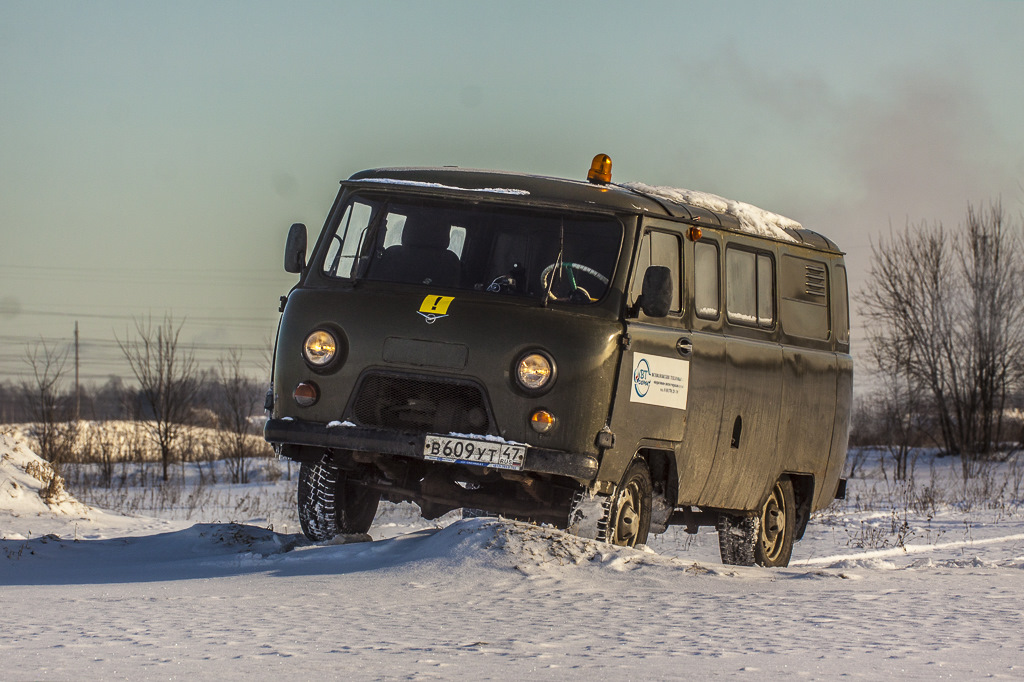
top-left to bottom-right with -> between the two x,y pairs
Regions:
418,295 -> 454,323
419,295 -> 454,315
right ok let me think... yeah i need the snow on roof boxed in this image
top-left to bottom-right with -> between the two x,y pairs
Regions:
355,177 -> 530,196
622,182 -> 800,242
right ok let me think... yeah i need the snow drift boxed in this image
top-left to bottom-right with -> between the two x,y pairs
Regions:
0,431 -> 90,521
5,433 -> 1024,679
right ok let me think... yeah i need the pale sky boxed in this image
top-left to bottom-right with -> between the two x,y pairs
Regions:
2,1 -> 1023,384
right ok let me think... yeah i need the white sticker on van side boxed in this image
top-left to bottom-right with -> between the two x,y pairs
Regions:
630,353 -> 689,410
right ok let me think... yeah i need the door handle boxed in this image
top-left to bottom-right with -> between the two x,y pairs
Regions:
676,337 -> 692,358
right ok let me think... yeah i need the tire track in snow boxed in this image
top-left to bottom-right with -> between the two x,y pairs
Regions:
795,532 -> 1024,566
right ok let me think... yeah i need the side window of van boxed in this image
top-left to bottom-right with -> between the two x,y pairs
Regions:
323,200 -> 374,278
629,230 -> 682,314
834,264 -> 850,344
695,241 -> 720,320
726,247 -> 774,329
780,255 -> 829,340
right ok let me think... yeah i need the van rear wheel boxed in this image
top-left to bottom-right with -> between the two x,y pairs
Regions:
298,454 -> 381,542
717,476 -> 796,567
717,514 -> 757,566
756,476 -> 796,566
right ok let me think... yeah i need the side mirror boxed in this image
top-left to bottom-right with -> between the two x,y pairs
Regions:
640,266 -> 673,317
284,223 -> 307,274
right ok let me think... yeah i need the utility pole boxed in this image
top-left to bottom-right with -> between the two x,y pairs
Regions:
74,320 -> 80,421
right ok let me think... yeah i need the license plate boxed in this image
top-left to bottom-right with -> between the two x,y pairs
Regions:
422,434 -> 526,470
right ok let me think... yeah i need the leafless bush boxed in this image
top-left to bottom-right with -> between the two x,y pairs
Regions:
23,457 -> 68,505
214,350 -> 266,484
841,447 -> 1024,515
843,446 -> 871,480
66,459 -> 295,526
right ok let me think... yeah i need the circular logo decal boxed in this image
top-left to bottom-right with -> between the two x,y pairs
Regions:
633,358 -> 651,398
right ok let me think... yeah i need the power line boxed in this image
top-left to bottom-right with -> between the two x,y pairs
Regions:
0,263 -> 291,278
0,319 -> 276,382
1,309 -> 279,324
0,263 -> 285,274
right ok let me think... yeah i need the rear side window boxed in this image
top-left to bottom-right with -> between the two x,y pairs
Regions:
726,247 -> 774,329
694,241 -> 720,320
833,263 -> 849,344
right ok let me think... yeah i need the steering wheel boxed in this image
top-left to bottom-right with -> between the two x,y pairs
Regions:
540,262 -> 609,301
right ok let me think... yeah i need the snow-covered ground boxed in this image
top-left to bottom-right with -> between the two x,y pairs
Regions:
4,431 -> 1024,680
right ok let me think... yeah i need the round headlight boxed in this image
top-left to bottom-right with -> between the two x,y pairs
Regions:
303,330 -> 338,367
516,352 -> 554,391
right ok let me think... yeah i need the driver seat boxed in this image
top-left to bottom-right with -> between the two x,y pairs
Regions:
374,217 -> 461,287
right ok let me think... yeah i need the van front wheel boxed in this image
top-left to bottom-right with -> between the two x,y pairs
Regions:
568,459 -> 652,547
298,455 -> 381,542
609,460 -> 653,547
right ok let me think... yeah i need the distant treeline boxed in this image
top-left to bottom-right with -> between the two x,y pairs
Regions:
0,370 -> 266,427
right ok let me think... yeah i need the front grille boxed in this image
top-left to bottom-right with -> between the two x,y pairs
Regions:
350,372 -> 492,435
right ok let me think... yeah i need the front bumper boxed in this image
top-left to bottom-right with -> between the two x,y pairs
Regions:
264,418 -> 599,481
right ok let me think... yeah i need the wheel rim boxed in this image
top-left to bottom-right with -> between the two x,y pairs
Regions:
759,482 -> 788,563
612,480 -> 643,547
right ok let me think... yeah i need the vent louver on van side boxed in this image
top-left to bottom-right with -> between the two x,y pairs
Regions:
804,264 -> 827,300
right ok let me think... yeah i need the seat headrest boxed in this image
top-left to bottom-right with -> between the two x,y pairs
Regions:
401,217 -> 451,250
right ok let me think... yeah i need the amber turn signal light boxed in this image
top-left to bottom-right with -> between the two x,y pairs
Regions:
530,409 -> 556,434
293,381 -> 319,407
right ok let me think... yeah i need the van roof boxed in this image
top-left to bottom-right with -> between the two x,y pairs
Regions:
345,167 -> 842,253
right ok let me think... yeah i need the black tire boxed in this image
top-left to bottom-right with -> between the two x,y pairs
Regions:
568,459 -> 653,547
717,476 -> 796,567
717,513 -> 757,566
297,454 -> 381,542
609,459 -> 653,547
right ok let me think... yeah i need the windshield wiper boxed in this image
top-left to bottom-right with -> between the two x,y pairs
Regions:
542,219 -> 565,307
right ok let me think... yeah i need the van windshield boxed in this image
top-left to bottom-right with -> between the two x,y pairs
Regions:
320,195 -> 622,304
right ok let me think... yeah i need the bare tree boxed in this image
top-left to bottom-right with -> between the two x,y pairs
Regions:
117,315 -> 199,482
860,202 -> 1024,477
20,339 -> 79,470
959,203 -> 1024,464
863,330 -> 926,480
215,349 -> 265,484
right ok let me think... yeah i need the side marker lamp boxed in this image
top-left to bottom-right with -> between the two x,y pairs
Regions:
587,154 -> 612,184
688,226 -> 703,241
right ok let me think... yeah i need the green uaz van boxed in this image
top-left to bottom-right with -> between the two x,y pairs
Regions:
265,156 -> 852,567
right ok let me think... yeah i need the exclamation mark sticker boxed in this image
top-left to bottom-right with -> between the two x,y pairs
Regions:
418,295 -> 454,322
